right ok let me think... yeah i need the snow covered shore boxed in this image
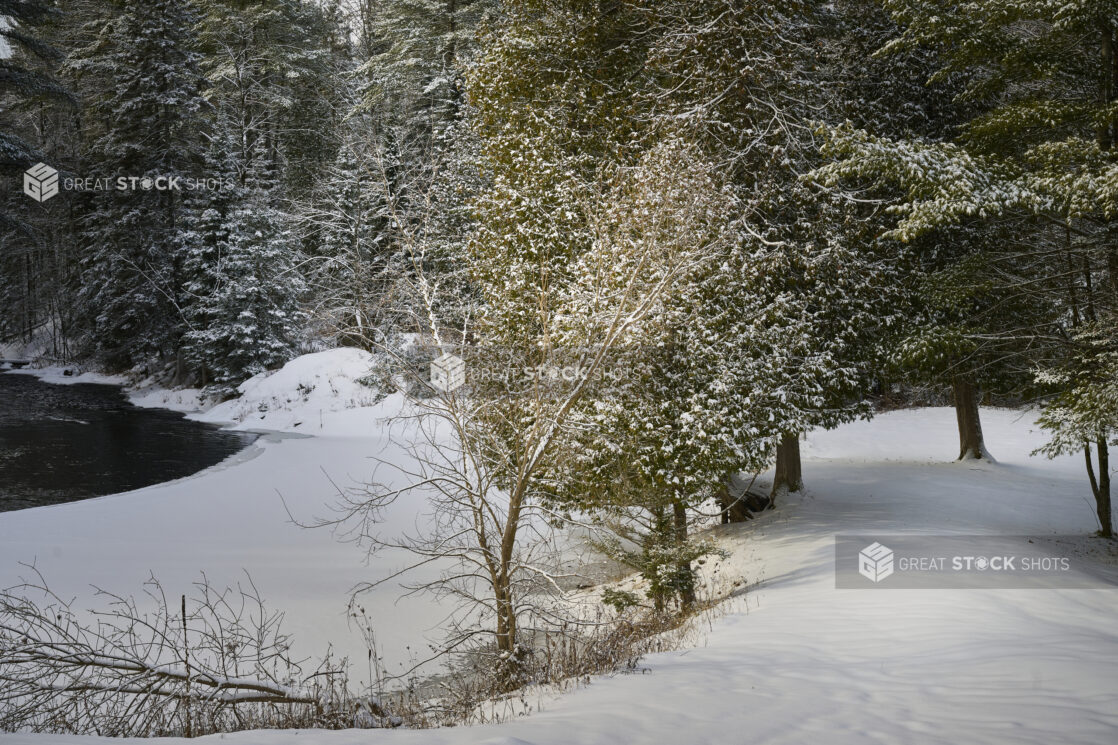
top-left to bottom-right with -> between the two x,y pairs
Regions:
2,353 -> 1118,744
5,348 -> 389,431
0,350 -> 447,678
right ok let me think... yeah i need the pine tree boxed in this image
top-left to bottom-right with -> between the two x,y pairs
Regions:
0,0 -> 76,347
0,0 -> 71,182
195,0 -> 348,200
625,0 -> 899,502
814,0 -> 1118,533
336,0 -> 494,348
354,0 -> 493,139
422,0 -> 677,653
463,0 -> 901,612
819,0 -> 1006,461
559,136 -> 747,609
182,149 -> 306,395
72,0 -> 208,373
179,120 -> 240,385
301,127 -> 399,348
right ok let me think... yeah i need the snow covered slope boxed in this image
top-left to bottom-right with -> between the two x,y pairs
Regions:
2,400 -> 1117,744
194,348 -> 390,435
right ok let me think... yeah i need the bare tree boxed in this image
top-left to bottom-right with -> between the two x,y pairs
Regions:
0,568 -> 374,736
317,137 -> 729,688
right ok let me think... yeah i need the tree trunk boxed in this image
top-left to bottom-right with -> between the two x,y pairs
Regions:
1086,440 -> 1114,538
492,572 -> 519,689
493,484 -> 523,689
771,432 -> 803,503
1098,439 -> 1113,538
952,376 -> 987,460
1099,21 -> 1118,301
672,499 -> 695,611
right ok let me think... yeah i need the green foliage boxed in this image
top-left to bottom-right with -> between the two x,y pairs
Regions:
890,324 -> 977,376
640,539 -> 725,610
181,139 -> 306,394
1035,325 -> 1118,458
355,0 -> 493,132
817,0 -> 1118,500
599,588 -> 642,613
815,124 -> 1042,244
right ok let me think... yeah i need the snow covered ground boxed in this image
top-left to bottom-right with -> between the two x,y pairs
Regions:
0,350 -> 451,681
2,353 -> 1118,744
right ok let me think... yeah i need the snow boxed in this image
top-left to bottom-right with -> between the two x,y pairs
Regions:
194,348 -> 389,435
7,363 -> 210,413
0,350 -> 447,681
3,364 -> 1118,744
3,366 -> 127,388
7,348 -> 392,430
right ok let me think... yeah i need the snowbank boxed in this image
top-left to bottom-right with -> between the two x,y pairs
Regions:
127,386 -> 209,413
6,348 -> 389,431
194,348 -> 392,435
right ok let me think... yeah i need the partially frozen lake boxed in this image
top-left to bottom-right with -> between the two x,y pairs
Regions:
0,372 -> 255,511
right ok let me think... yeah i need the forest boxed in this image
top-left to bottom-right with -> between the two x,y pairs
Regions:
1,0 -> 1118,739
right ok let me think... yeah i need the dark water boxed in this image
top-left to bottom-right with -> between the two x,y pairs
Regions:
0,372 -> 256,511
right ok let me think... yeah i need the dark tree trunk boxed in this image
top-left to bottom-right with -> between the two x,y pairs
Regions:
1098,22 -> 1118,302
771,432 -> 803,503
952,376 -> 987,460
1086,440 -> 1113,538
672,499 -> 695,610
1098,439 -> 1113,538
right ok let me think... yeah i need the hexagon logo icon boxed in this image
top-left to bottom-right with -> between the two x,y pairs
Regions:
858,542 -> 894,583
23,162 -> 59,203
430,352 -> 466,393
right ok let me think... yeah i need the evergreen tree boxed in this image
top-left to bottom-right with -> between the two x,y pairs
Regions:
820,0 -> 1006,461
619,0 -> 899,502
337,0 -> 494,346
182,141 -> 306,395
354,0 -> 494,138
439,0 -> 667,653
0,0 -> 71,185
463,0 -> 901,610
178,120 -> 239,385
0,0 -> 77,348
72,0 -> 208,373
301,126 -> 400,348
195,0 -> 348,200
814,0 -> 1118,533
